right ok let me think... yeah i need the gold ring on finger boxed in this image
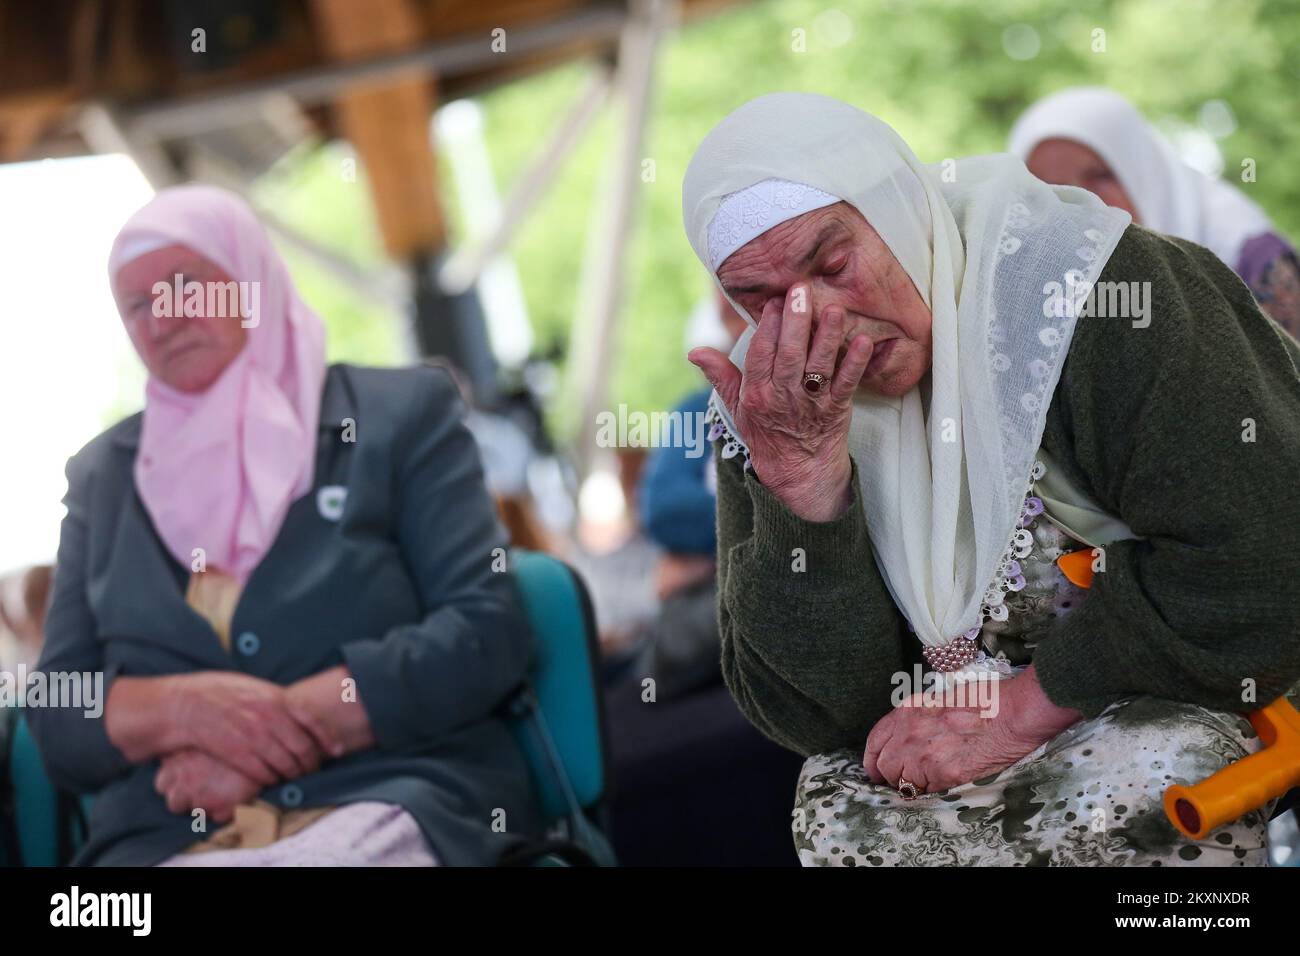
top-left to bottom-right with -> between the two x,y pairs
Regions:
802,371 -> 828,394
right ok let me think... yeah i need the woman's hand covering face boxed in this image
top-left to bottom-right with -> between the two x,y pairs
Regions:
688,204 -> 941,521
712,203 -> 934,399
689,282 -> 871,522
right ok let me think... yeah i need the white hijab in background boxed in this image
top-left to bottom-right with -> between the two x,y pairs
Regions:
682,92 -> 1130,658
1008,87 -> 1272,273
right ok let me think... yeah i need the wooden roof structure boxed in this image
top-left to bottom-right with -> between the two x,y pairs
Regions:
0,0 -> 739,258
2,0 -> 744,470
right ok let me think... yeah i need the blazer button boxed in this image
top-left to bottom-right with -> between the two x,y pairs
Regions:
236,631 -> 261,656
280,784 -> 304,808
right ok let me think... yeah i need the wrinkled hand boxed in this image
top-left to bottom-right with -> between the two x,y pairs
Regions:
154,748 -> 262,824
863,665 -> 1083,794
864,697 -> 1031,794
688,284 -> 872,522
285,667 -> 374,756
168,671 -> 344,787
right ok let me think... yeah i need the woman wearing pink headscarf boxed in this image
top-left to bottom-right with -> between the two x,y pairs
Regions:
29,186 -> 540,866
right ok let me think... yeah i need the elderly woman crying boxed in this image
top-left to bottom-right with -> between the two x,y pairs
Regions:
683,94 -> 1300,866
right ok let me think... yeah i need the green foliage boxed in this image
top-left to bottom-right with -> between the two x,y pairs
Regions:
478,0 -> 1300,433
264,0 -> 1300,441
253,142 -> 406,366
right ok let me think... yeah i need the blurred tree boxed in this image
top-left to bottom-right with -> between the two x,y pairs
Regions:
260,0 -> 1300,439
253,141 -> 406,366
481,0 -> 1300,433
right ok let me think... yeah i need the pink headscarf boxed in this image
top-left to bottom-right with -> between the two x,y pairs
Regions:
108,185 -> 327,584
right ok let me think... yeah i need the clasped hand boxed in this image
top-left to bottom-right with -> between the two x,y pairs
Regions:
863,665 -> 1083,794
153,671 -> 346,823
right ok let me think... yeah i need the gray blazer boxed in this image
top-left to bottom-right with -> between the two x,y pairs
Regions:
29,363 -> 542,865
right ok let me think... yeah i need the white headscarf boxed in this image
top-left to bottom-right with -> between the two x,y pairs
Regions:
682,92 -> 1130,658
1008,87 -> 1272,272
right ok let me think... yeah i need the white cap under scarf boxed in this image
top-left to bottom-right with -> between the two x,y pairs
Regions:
682,92 -> 1131,667
707,178 -> 840,271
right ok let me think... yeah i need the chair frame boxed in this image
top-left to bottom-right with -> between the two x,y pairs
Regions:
500,550 -> 616,865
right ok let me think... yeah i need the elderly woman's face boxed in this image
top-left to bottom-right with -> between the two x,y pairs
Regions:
716,202 -> 933,397
1025,138 -> 1140,222
113,243 -> 249,393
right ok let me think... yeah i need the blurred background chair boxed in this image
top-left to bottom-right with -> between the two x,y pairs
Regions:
0,711 -> 88,867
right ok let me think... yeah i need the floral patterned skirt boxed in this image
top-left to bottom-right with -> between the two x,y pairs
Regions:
793,695 -> 1273,866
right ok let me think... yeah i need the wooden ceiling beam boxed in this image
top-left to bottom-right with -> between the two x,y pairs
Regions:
309,0 -> 444,259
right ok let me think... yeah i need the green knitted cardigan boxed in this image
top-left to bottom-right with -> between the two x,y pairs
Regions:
713,224 -> 1300,756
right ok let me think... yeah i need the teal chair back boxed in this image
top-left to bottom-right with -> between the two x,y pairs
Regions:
1,711 -> 81,867
505,549 -> 613,864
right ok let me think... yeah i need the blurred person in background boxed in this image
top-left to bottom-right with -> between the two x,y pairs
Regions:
566,451 -> 663,678
29,185 -> 539,866
0,565 -> 53,670
1011,87 -> 1300,339
633,288 -> 748,698
602,288 -> 806,867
